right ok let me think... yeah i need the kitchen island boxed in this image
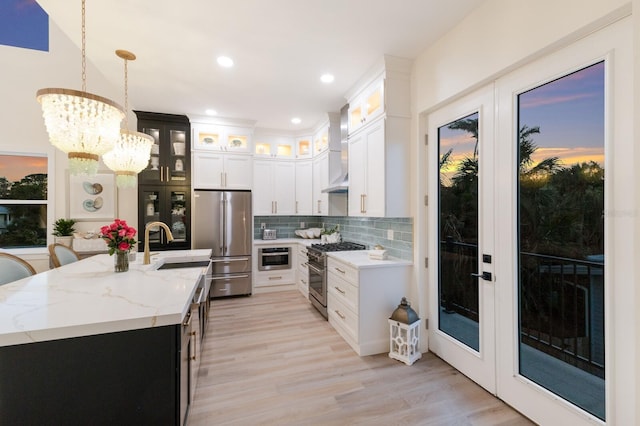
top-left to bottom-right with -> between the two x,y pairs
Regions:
0,249 -> 211,425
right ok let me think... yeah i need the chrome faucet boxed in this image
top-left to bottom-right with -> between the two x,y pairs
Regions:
143,221 -> 174,265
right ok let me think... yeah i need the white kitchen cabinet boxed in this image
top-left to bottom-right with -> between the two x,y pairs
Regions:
348,76 -> 384,134
295,160 -> 313,215
295,136 -> 313,159
254,133 -> 295,159
346,56 -> 412,218
327,255 -> 411,356
296,244 -> 309,298
253,243 -> 297,293
193,152 -> 252,190
313,125 -> 329,155
253,159 -> 296,215
192,123 -> 252,153
312,151 -> 329,215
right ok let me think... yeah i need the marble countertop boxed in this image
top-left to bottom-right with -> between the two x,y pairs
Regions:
0,249 -> 211,347
327,251 -> 413,269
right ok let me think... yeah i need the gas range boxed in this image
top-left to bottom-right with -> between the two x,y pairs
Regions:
307,241 -> 366,265
307,241 -> 366,319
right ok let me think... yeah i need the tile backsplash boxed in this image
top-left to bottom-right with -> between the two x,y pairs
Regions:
254,216 -> 413,260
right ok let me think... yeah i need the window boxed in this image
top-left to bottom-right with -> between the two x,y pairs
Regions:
0,154 -> 48,248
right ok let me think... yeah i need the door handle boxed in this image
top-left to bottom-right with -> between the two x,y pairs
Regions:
471,271 -> 492,281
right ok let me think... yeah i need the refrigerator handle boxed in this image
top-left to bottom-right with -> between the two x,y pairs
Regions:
219,193 -> 225,255
222,196 -> 228,256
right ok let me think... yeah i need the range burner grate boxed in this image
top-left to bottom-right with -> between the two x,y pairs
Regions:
309,241 -> 367,252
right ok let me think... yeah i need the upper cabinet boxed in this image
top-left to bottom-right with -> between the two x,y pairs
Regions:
345,56 -> 412,218
192,123 -> 252,153
193,151 -> 252,190
295,135 -> 313,159
253,131 -> 295,159
345,55 -> 412,137
135,111 -> 190,186
348,76 -> 384,134
313,125 -> 329,155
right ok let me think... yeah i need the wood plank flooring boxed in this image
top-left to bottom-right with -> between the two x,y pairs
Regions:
189,290 -> 533,425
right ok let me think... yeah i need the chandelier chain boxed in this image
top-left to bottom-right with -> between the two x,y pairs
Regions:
81,0 -> 86,92
124,58 -> 129,129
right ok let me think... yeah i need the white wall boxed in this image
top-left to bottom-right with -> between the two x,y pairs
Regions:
0,20 -> 139,241
411,0 -> 635,423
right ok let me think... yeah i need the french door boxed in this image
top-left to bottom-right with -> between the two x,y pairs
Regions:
427,17 -> 632,425
428,84 -> 496,393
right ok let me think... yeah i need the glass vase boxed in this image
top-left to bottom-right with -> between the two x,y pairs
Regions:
114,251 -> 129,272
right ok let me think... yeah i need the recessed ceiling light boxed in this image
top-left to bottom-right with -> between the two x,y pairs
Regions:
291,117 -> 301,124
320,73 -> 335,84
217,56 -> 234,68
205,109 -> 217,116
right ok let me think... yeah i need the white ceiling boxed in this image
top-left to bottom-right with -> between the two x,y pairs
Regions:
37,0 -> 483,131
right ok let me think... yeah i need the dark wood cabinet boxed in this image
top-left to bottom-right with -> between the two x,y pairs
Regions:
135,111 -> 190,186
0,325 -> 189,425
138,185 -> 190,250
135,111 -> 191,251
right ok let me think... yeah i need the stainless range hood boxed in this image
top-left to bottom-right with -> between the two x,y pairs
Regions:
322,104 -> 349,194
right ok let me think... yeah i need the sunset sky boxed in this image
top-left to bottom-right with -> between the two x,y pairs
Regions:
0,155 -> 47,182
439,61 -> 605,182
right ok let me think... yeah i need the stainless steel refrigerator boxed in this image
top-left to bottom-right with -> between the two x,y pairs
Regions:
193,190 -> 252,297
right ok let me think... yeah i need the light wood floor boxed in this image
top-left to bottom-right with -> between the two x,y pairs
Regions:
189,290 -> 534,426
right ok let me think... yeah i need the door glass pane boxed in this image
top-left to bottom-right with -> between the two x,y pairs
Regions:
438,112 -> 480,351
170,130 -> 187,183
517,62 -> 605,420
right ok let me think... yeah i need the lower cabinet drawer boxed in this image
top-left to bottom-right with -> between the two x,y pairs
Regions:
328,272 -> 358,312
327,258 -> 358,284
254,269 -> 296,287
328,292 -> 357,342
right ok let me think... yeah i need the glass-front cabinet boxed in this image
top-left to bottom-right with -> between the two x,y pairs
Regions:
135,111 -> 191,251
349,77 -> 384,134
138,186 -> 190,250
192,123 -> 251,152
254,134 -> 295,159
135,112 -> 190,186
295,136 -> 312,159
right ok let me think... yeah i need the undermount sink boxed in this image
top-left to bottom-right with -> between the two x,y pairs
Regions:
156,260 -> 210,270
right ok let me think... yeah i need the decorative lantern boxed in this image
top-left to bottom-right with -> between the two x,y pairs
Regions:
388,297 -> 422,366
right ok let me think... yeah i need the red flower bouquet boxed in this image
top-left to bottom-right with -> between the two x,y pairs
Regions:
100,219 -> 137,255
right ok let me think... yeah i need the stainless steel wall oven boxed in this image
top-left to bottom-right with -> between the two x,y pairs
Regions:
258,247 -> 292,271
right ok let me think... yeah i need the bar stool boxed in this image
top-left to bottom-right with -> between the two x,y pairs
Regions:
0,252 -> 36,285
48,243 -> 80,268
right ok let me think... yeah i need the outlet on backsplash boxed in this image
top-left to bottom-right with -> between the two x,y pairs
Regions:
300,222 -> 305,228
387,229 -> 394,240
261,223 -> 266,229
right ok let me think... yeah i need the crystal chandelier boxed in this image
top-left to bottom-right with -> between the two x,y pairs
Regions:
103,50 -> 153,188
36,0 -> 124,176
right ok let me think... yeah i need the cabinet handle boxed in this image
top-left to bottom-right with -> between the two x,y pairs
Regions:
360,194 -> 364,213
317,200 -> 321,214
362,194 -> 367,214
295,201 -> 298,214
275,201 -> 278,214
191,330 -> 197,361
221,172 -> 224,187
301,279 -> 307,284
335,267 -> 345,274
166,166 -> 170,182
224,172 -> 228,187
182,312 -> 192,327
160,166 -> 164,182
334,286 -> 345,295
268,276 -> 283,280
334,310 -> 346,320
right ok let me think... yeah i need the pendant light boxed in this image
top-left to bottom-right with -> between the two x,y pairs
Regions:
36,0 -> 125,176
103,50 -> 153,188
